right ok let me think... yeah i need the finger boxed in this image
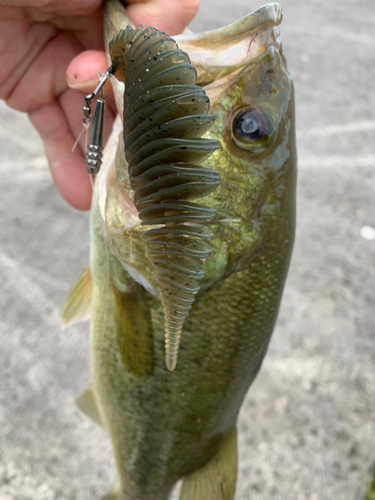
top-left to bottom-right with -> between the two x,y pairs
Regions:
29,97 -> 93,210
66,50 -> 109,91
6,31 -> 79,112
125,0 -> 200,35
0,6 -> 103,106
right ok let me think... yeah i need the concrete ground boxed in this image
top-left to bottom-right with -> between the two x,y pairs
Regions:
0,0 -> 374,499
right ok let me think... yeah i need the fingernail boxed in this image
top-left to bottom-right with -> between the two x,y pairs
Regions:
68,79 -> 98,90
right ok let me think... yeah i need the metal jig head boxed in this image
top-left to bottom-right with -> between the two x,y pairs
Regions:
84,65 -> 114,175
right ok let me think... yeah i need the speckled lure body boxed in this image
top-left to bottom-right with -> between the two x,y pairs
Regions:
109,26 -> 219,371
61,1 -> 297,499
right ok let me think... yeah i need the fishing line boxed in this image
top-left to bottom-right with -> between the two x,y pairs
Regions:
71,125 -> 89,153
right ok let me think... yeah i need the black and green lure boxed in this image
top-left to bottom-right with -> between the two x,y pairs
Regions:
88,25 -> 220,371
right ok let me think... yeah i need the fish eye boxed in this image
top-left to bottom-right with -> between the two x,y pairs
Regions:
231,107 -> 275,152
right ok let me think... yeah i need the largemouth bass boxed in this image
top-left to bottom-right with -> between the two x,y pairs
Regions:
61,1 -> 296,498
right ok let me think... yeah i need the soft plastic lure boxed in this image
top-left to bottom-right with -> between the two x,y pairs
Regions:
107,26 -> 220,371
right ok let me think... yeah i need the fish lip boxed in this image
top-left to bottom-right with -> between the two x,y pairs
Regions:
104,1 -> 282,37
175,3 -> 282,46
104,0 -> 133,48
176,4 -> 283,88
104,1 -> 283,66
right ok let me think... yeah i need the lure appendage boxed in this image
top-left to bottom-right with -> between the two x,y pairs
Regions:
109,26 -> 219,371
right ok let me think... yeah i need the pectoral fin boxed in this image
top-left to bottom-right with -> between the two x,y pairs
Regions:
114,280 -> 154,377
180,426 -> 238,500
75,387 -> 104,427
100,488 -> 123,500
60,267 -> 92,328
100,488 -> 121,500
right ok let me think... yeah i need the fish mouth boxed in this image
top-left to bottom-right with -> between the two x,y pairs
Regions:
104,0 -> 282,59
104,0 -> 283,111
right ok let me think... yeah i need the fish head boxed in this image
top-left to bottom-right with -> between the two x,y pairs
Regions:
97,0 -> 296,296
176,4 -> 296,285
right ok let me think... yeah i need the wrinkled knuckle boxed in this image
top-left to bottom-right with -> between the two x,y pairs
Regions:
178,0 -> 200,17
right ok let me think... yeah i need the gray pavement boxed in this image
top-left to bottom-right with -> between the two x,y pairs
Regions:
1,1 -> 375,499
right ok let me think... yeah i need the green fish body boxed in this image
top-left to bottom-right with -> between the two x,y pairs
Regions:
62,2 -> 296,498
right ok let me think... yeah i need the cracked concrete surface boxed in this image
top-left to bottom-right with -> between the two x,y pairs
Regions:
0,0 -> 374,499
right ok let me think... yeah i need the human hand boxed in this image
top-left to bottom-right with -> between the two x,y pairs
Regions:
0,0 -> 200,210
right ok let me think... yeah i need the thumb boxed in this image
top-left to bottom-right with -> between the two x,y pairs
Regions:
66,50 -> 113,96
